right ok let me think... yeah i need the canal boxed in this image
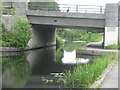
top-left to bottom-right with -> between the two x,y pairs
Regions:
2,41 -> 96,88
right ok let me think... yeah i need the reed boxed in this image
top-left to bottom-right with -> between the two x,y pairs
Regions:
59,53 -> 117,88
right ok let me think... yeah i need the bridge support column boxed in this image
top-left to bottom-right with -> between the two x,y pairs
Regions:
28,25 -> 56,48
104,4 -> 118,46
119,2 -> 120,48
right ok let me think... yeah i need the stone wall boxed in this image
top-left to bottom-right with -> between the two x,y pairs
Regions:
1,15 -> 14,30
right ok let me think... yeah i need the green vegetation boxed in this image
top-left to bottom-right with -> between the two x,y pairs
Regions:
56,28 -> 103,42
79,32 -> 103,42
59,53 -> 117,88
63,41 -> 86,52
118,43 -> 120,50
56,35 -> 64,48
28,1 -> 59,11
0,16 -> 32,49
105,44 -> 118,50
56,47 -> 64,63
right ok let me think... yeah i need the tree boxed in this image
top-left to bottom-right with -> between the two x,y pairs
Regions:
28,0 -> 60,11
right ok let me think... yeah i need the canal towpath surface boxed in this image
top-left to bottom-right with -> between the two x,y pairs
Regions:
100,62 -> 118,88
86,47 -> 119,53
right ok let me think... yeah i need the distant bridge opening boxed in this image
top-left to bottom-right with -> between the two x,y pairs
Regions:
56,28 -> 104,48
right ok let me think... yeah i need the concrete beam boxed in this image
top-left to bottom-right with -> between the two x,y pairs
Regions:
27,15 -> 105,28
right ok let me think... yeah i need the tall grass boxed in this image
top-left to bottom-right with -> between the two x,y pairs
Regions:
59,53 -> 117,88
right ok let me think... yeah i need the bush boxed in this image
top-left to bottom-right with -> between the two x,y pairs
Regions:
56,28 -> 103,42
1,16 -> 32,49
79,32 -> 103,42
2,55 -> 31,87
56,35 -> 64,48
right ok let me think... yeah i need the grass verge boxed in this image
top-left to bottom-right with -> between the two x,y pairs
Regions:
105,44 -> 118,50
59,53 -> 118,88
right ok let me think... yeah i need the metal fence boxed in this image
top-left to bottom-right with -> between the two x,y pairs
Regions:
28,3 -> 105,14
2,2 -> 105,14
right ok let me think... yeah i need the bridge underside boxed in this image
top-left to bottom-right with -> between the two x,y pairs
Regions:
28,24 -> 56,48
28,24 -> 104,49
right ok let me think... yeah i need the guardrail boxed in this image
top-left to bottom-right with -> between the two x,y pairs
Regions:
2,2 -> 105,15
28,3 -> 105,14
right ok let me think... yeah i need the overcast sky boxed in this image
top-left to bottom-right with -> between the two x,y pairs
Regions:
57,0 -> 120,5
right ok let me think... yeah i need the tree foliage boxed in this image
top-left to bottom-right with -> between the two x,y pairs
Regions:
28,1 -> 60,11
56,28 -> 103,42
1,16 -> 32,49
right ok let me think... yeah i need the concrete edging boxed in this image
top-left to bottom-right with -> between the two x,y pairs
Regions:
90,61 -> 117,88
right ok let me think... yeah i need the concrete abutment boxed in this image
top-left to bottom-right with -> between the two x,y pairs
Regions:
28,25 -> 56,48
104,4 -> 119,46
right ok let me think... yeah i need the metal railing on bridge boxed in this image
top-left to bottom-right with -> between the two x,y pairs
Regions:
28,3 -> 105,14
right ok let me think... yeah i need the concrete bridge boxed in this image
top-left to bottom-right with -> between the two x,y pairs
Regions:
2,1 -> 120,48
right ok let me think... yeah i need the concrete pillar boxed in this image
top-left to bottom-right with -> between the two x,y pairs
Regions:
118,2 -> 120,48
28,25 -> 56,48
14,1 -> 28,17
104,4 -> 118,46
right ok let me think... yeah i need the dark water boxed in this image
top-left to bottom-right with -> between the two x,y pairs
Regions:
2,41 -> 96,88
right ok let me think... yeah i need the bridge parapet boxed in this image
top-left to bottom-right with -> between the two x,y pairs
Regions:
28,3 -> 105,14
27,10 -> 105,19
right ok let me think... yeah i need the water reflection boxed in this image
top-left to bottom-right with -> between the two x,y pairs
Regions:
2,55 -> 31,88
25,46 -> 74,88
62,50 -> 94,64
2,41 -> 96,88
63,41 -> 86,52
0,57 -> 2,90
